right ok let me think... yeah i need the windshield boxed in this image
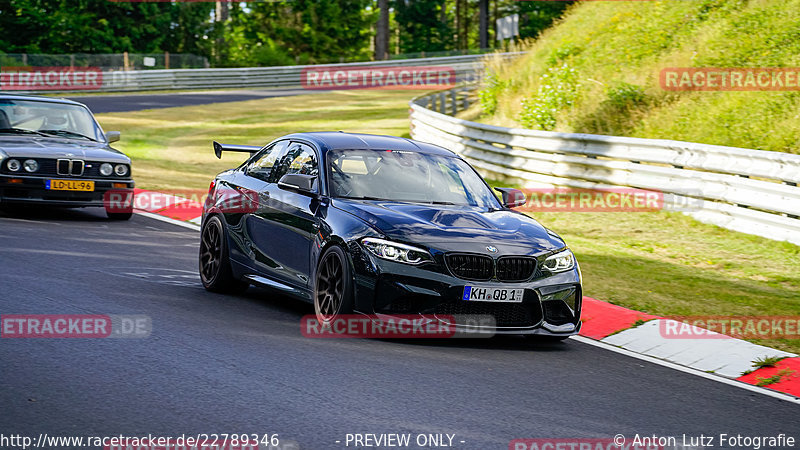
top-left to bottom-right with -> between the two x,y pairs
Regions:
328,148 -> 501,208
0,99 -> 104,142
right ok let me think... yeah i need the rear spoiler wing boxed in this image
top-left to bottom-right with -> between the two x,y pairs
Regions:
213,141 -> 261,159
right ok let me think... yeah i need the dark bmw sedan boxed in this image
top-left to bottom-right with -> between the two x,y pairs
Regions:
200,132 -> 581,339
0,94 -> 134,219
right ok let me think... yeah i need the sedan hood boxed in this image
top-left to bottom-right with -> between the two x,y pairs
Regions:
333,199 -> 565,255
0,136 -> 129,163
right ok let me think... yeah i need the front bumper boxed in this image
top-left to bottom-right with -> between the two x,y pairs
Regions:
0,174 -> 134,208
351,247 -> 583,336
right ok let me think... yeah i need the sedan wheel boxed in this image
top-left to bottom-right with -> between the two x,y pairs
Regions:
199,215 -> 248,293
314,246 -> 353,324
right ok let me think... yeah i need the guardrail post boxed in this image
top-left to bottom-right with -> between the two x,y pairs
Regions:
451,89 -> 458,114
462,89 -> 470,110
439,92 -> 446,114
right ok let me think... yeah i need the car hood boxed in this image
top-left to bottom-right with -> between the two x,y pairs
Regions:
0,136 -> 129,163
333,199 -> 565,255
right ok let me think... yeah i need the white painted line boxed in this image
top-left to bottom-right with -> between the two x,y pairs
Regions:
135,211 -> 201,231
571,335 -> 800,404
601,319 -> 796,378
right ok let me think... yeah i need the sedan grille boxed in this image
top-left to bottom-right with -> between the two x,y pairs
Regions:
445,253 -> 493,281
56,159 -> 84,176
496,257 -> 537,282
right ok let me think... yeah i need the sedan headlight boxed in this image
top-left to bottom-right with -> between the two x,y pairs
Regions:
7,159 -> 20,172
542,249 -> 575,273
361,237 -> 432,265
100,163 -> 113,176
114,164 -> 128,176
23,159 -> 39,172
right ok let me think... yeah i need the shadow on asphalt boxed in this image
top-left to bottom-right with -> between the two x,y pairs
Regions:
0,205 -> 110,221
233,285 -> 573,353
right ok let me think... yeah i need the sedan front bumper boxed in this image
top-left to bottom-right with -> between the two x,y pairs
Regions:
0,174 -> 134,208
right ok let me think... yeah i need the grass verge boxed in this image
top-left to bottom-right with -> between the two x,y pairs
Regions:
94,90 -> 417,191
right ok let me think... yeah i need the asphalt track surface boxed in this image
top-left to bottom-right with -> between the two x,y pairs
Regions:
67,88 -> 318,113
0,206 -> 797,449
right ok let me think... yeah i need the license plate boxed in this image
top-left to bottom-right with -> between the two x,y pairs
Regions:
46,179 -> 95,191
463,286 -> 524,303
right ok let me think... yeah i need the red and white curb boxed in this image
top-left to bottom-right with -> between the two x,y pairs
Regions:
132,189 -> 204,226
580,297 -> 800,399
132,189 -> 800,401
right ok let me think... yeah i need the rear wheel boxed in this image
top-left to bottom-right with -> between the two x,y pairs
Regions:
314,246 -> 354,325
199,215 -> 248,293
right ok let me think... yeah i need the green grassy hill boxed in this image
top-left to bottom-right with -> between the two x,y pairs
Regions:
474,0 -> 800,154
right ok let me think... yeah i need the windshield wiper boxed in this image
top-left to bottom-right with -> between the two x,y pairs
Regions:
38,129 -> 98,142
0,127 -> 50,137
422,200 -> 457,205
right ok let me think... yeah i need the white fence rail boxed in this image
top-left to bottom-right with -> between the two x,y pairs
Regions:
410,88 -> 800,246
12,54 -> 521,93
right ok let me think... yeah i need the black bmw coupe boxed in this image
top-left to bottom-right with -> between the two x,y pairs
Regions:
200,132 -> 582,338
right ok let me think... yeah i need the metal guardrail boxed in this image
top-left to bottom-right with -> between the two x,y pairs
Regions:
409,87 -> 800,246
14,54 -> 521,93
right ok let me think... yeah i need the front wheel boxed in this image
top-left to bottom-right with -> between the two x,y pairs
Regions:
314,246 -> 354,325
199,215 -> 248,293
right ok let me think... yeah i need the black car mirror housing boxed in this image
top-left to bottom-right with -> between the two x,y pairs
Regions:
278,173 -> 318,196
494,187 -> 527,208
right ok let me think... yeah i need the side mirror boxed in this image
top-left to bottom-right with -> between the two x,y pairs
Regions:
106,131 -> 121,143
278,173 -> 317,195
494,187 -> 526,208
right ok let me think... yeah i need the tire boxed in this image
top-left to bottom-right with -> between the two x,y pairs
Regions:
107,211 -> 133,220
314,245 -> 354,325
199,215 -> 249,294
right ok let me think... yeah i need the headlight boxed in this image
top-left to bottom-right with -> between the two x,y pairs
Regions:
361,237 -> 432,265
542,249 -> 575,273
23,159 -> 39,172
7,159 -> 20,172
100,163 -> 113,176
114,164 -> 128,176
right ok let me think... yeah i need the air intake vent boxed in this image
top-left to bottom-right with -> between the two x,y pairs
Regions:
496,257 -> 537,282
445,253 -> 493,281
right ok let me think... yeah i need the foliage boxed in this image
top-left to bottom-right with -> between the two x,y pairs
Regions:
518,62 -> 579,130
477,0 -> 800,153
393,0 -> 453,54
477,70 -> 510,116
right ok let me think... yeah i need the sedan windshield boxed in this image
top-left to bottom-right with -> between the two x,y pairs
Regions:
328,148 -> 501,208
0,99 -> 103,142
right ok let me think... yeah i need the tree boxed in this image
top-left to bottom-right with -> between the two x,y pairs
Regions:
393,0 -> 453,54
375,0 -> 389,60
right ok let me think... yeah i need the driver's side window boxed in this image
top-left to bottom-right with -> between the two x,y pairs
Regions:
246,140 -> 290,183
